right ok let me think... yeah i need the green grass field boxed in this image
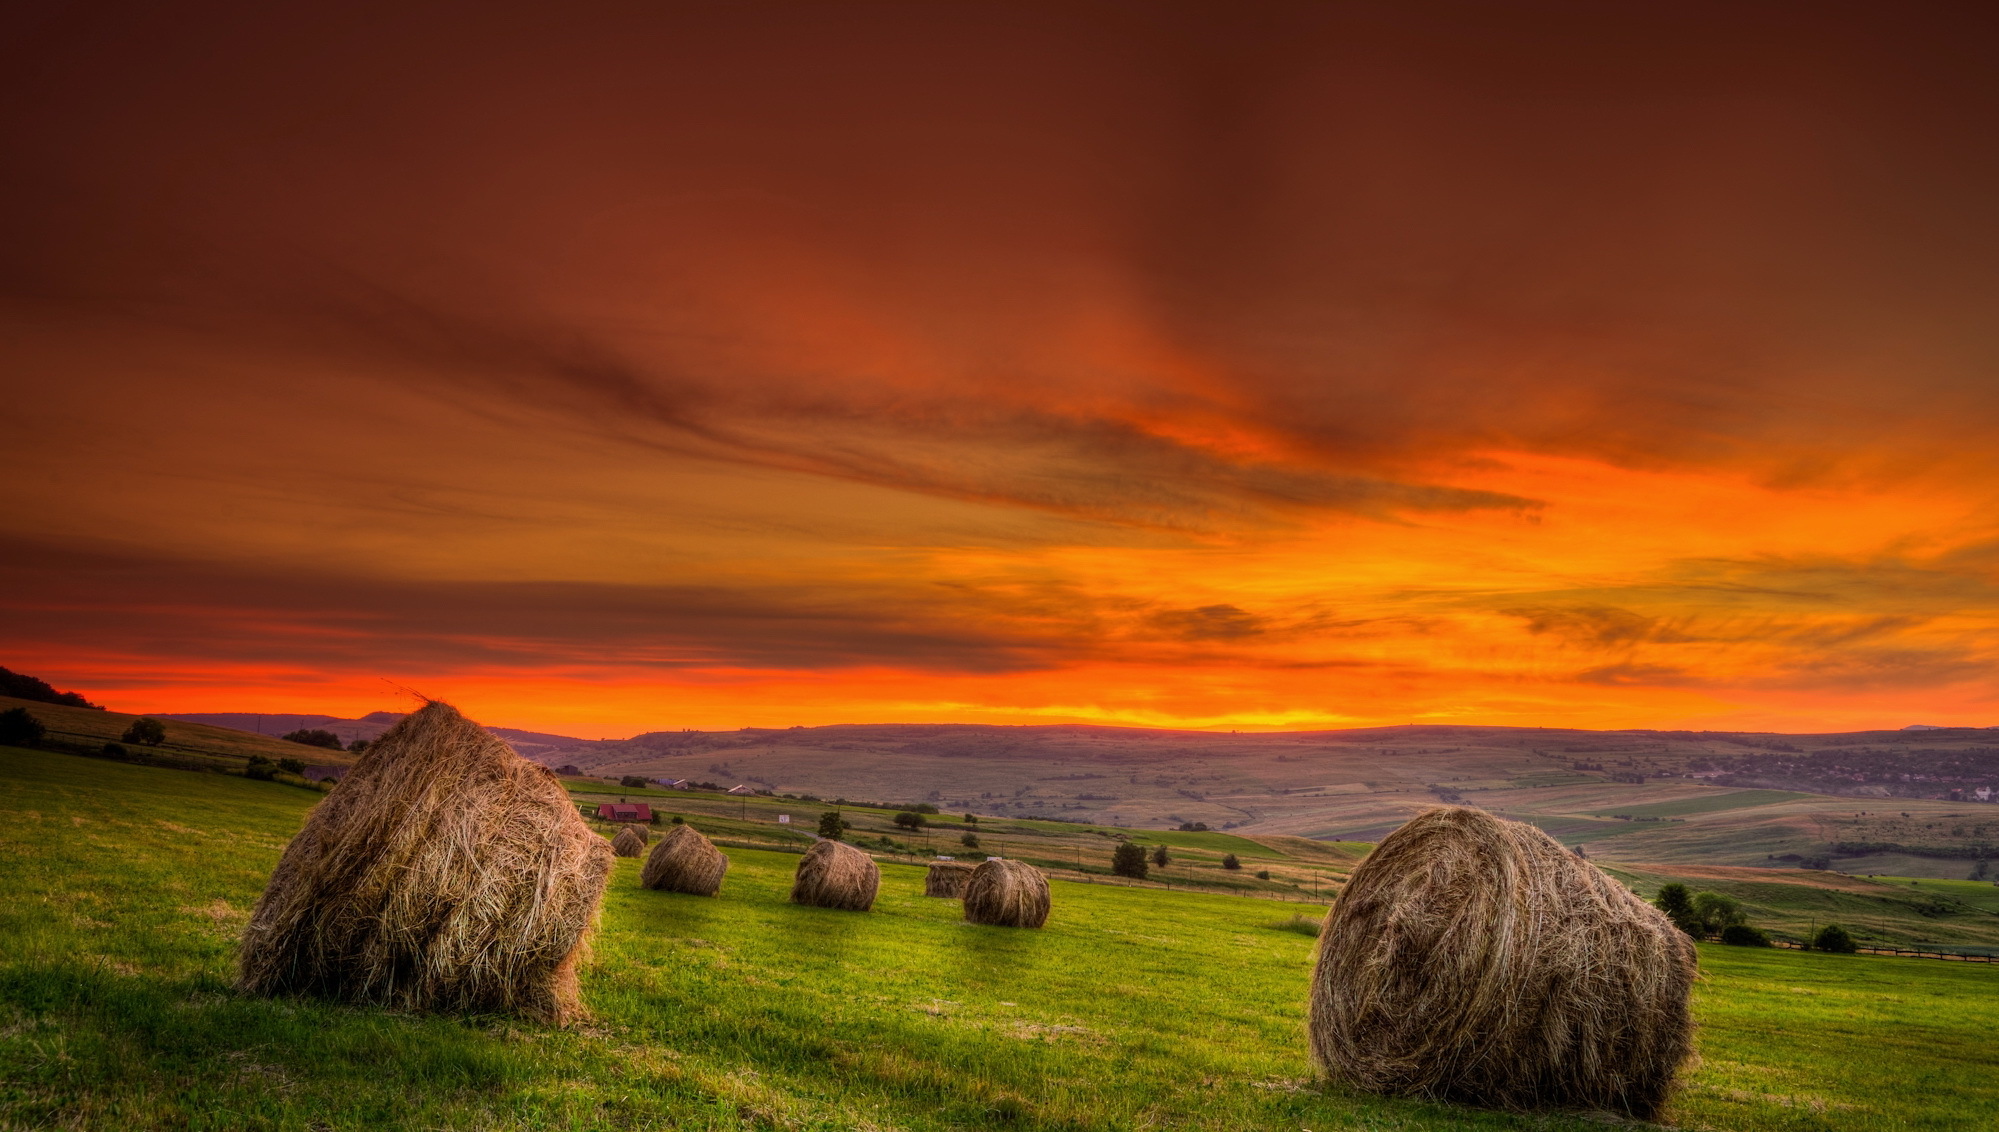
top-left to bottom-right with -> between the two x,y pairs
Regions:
4,746 -> 1996,1131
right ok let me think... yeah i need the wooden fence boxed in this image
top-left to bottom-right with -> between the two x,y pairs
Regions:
1768,939 -> 1996,963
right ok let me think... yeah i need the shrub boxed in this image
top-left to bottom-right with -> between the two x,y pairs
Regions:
0,707 -> 46,748
1719,924 -> 1771,947
280,728 -> 343,750
1811,924 -> 1858,953
100,741 -> 127,758
1150,844 -> 1171,868
671,814 -> 685,824
1176,821 -> 1210,832
349,739 -> 371,753
619,775 -> 649,788
122,717 -> 166,746
245,755 -> 278,781
894,811 -> 927,830
961,831 -> 980,848
1111,842 -> 1148,879
817,811 -> 847,840
909,803 -> 939,814
1222,853 -> 1242,870
278,758 -> 306,775
1256,870 -> 1272,880
963,813 -> 978,824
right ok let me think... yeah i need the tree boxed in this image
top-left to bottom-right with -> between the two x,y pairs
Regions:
1811,924 -> 1858,953
349,739 -> 371,753
963,813 -> 978,824
0,707 -> 46,747
245,755 -> 278,781
1111,842 -> 1148,879
121,718 -> 166,747
1719,924 -> 1771,947
817,811 -> 847,840
1652,883 -> 1699,935
962,831 -> 980,849
277,757 -> 306,775
281,728 -> 343,749
1150,844 -> 1171,868
1255,870 -> 1272,880
894,810 -> 927,830
620,775 -> 650,788
1222,853 -> 1242,871
1689,891 -> 1746,937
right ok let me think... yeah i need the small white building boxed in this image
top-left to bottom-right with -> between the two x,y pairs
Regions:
726,784 -> 755,795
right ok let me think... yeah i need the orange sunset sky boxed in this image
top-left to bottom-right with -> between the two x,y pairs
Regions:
5,2 -> 1999,737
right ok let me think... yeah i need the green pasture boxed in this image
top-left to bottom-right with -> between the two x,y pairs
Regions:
1866,875 -> 1999,915
1606,864 -> 1999,953
1588,789 -> 1811,819
3,746 -> 1996,1131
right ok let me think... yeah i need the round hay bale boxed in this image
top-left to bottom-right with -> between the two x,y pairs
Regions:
610,825 -> 648,858
962,858 -> 1050,928
924,861 -> 974,898
1308,806 -> 1695,1120
790,839 -> 879,911
237,701 -> 612,1024
639,824 -> 730,896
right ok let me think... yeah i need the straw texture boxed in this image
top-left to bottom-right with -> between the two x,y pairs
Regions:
238,701 -> 612,1024
962,859 -> 1050,928
789,839 -> 879,910
925,862 -> 974,897
639,824 -> 730,896
1307,806 -> 1695,1119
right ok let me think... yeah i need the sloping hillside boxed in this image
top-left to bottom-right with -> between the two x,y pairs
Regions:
0,695 -> 353,771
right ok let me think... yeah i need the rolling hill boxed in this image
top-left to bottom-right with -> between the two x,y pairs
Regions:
122,708 -> 1999,878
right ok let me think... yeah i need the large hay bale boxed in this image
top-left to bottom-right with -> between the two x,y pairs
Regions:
925,861 -> 974,898
1308,806 -> 1695,1120
611,825 -> 648,857
790,838 -> 879,911
962,858 -> 1050,928
237,701 -> 612,1024
639,824 -> 729,895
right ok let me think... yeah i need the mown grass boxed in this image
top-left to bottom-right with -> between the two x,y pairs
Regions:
3,746 -> 1995,1131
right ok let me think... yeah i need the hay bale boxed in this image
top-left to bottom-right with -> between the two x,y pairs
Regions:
925,861 -> 974,898
639,824 -> 730,896
790,838 -> 879,911
237,701 -> 612,1024
962,859 -> 1050,928
1307,806 -> 1695,1120
611,825 -> 648,858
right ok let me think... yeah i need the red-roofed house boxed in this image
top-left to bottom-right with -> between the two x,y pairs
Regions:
596,802 -> 653,822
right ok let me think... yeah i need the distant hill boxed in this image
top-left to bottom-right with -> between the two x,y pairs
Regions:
0,666 -> 102,710
128,711 -> 1999,877
0,694 -> 348,771
154,711 -> 594,761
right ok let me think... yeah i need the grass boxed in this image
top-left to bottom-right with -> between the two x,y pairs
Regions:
1605,864 -> 1999,953
1589,789 -> 1812,819
4,744 -> 1996,1131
